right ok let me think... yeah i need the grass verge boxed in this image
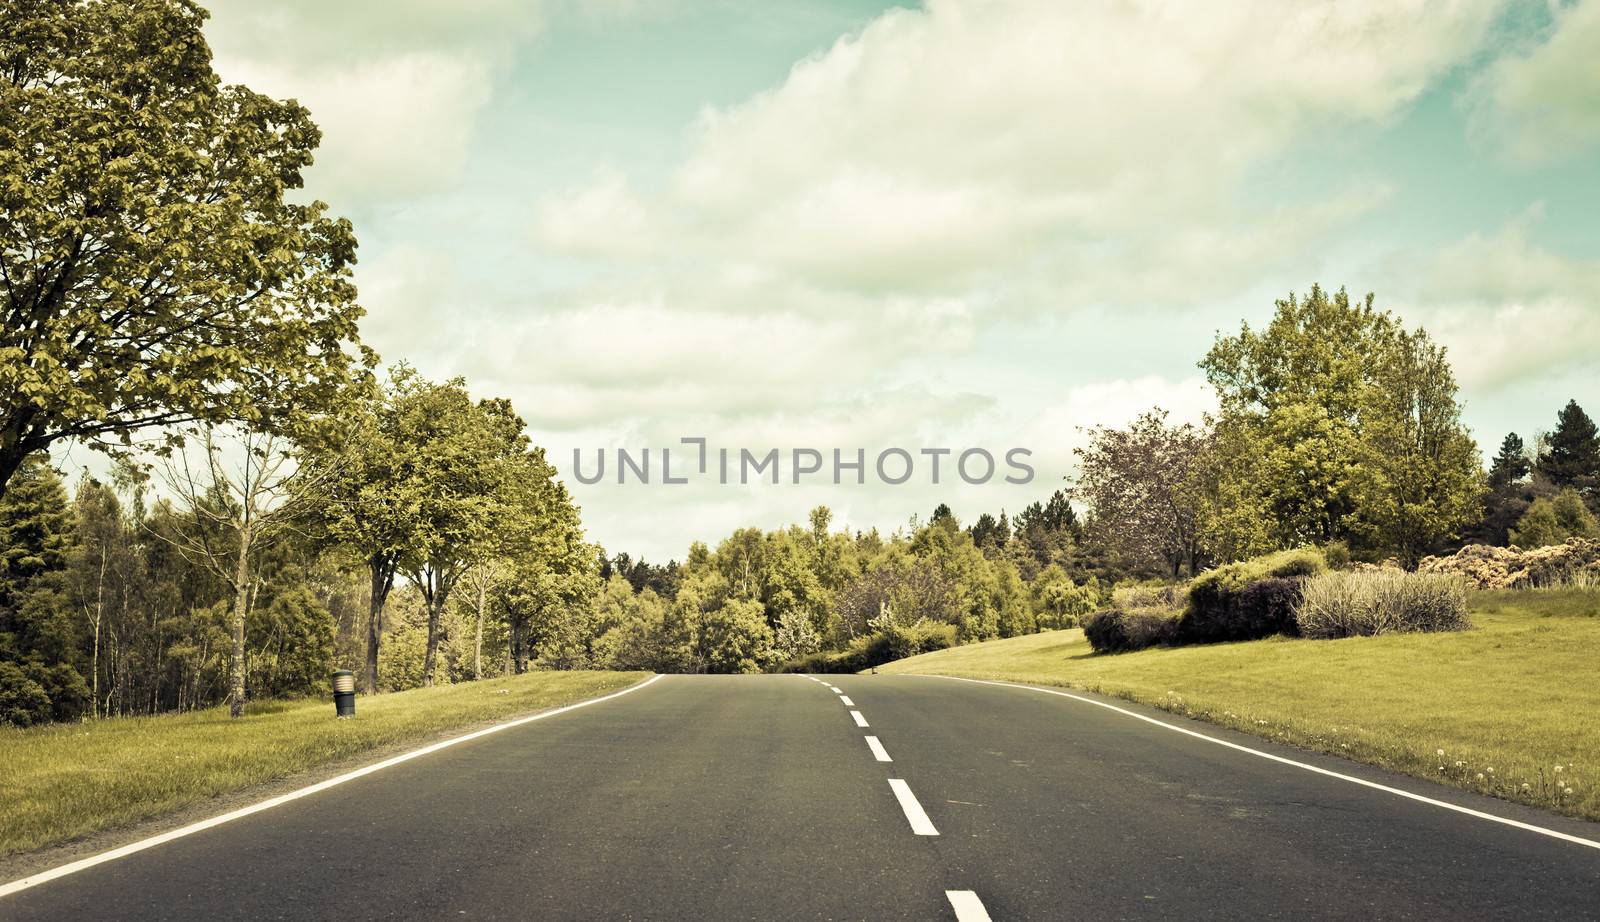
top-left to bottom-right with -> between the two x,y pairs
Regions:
0,670 -> 648,858
880,589 -> 1599,822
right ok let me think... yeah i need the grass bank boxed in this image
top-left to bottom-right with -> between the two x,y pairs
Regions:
880,589 -> 1599,822
0,670 -> 648,857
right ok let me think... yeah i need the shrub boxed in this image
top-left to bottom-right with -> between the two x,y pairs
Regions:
774,619 -> 956,673
0,662 -> 53,727
1084,606 -> 1180,654
1113,584 -> 1185,609
1296,570 -> 1470,638
1179,576 -> 1306,644
1179,547 -> 1326,644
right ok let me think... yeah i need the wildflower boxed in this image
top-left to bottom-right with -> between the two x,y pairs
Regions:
1486,767 -> 1494,774
1554,765 -> 1564,773
1455,760 -> 1465,767
1565,788 -> 1575,796
1436,749 -> 1445,757
1475,772 -> 1485,781
1522,783 -> 1531,791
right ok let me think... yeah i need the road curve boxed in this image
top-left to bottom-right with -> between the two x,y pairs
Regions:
4,673 -> 1598,920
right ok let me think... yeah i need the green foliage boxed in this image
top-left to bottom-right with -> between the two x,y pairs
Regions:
1511,489 -> 1600,549
246,585 -> 334,698
0,0 -> 370,498
1536,400 -> 1600,492
1488,433 -> 1532,490
0,661 -> 52,727
1186,546 -> 1327,600
1083,607 -> 1179,653
1200,286 -> 1482,565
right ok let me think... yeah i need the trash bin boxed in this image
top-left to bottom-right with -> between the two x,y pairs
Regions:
332,670 -> 356,718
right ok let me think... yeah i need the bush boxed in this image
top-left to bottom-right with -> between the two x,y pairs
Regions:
0,662 -> 53,727
1179,575 -> 1306,644
1179,547 -> 1326,644
775,619 -> 956,673
1084,606 -> 1180,654
1296,570 -> 1470,638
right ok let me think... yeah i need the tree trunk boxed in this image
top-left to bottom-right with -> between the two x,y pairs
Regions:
364,553 -> 395,694
228,522 -> 253,718
474,579 -> 486,681
421,568 -> 450,688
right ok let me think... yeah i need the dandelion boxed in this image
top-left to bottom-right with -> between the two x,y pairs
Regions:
1475,772 -> 1485,781
1436,749 -> 1445,757
1455,760 -> 1465,768
1554,765 -> 1564,773
1486,767 -> 1494,774
1522,783 -> 1531,791
1565,788 -> 1575,796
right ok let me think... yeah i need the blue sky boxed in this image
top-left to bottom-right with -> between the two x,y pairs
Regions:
201,0 -> 1600,560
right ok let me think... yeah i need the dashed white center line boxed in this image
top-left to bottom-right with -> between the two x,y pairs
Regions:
851,710 -> 869,727
888,779 -> 939,835
945,890 -> 994,921
839,695 -> 855,706
864,736 -> 892,762
829,686 -> 843,694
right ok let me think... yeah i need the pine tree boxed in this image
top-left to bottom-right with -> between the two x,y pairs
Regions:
1487,432 -> 1531,490
1537,400 -> 1600,491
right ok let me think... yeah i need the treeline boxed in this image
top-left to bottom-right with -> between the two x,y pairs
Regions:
585,499 -> 1109,675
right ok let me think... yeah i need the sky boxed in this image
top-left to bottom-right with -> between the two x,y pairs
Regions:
196,0 -> 1600,562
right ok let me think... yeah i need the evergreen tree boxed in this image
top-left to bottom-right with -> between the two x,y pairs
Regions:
1487,433 -> 1532,490
0,455 -> 88,724
1536,400 -> 1600,493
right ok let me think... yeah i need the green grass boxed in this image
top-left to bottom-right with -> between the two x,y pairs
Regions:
881,589 -> 1600,822
0,670 -> 647,858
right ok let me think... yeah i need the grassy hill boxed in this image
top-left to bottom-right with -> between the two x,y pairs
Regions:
880,589 -> 1599,822
0,670 -> 648,858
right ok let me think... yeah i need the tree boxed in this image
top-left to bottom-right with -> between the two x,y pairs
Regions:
1488,433 -> 1532,490
0,0 -> 370,501
305,371 -> 426,694
1201,285 -> 1480,564
1536,401 -> 1600,496
0,454 -> 87,722
1351,324 -> 1483,567
1510,489 -> 1599,548
155,426 -> 316,717
398,385 -> 533,687
1072,409 -> 1210,577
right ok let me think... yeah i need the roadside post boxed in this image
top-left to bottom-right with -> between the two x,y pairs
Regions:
332,670 -> 356,718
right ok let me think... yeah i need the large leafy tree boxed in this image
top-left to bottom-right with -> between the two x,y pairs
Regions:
0,0 -> 369,500
1201,285 -> 1480,564
1352,324 -> 1483,567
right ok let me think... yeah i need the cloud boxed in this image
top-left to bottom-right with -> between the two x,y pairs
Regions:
1388,210 -> 1600,389
203,0 -> 540,206
1469,1 -> 1600,163
535,0 -> 1496,299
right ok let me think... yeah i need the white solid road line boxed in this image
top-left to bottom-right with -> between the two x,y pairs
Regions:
919,674 -> 1600,853
865,735 -> 893,762
0,675 -> 668,900
946,890 -> 995,922
851,710 -> 869,727
839,695 -> 855,706
888,779 -> 940,836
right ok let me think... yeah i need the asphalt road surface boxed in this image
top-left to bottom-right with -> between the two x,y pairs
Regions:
5,674 -> 1600,920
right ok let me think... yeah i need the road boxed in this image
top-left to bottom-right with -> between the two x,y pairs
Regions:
5,673 -> 1600,920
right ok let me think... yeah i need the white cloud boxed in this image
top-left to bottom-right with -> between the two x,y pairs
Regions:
536,0 -> 1496,298
204,0 -> 539,205
1469,1 -> 1600,163
1388,211 -> 1600,389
